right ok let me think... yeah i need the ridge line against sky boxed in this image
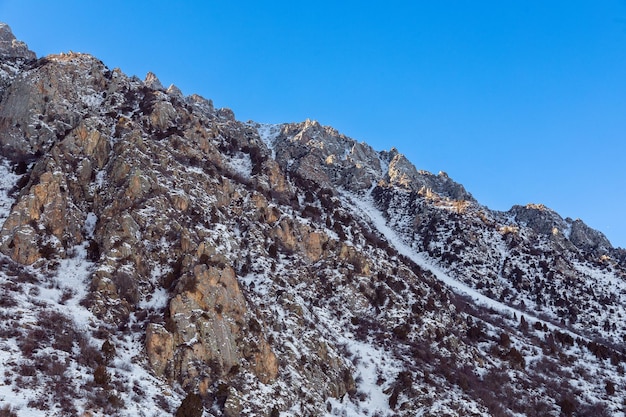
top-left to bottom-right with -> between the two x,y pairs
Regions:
2,1 -> 626,247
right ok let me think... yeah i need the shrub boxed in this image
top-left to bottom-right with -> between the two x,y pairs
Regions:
39,243 -> 56,259
579,402 -> 611,417
301,204 -> 322,220
27,393 -> 50,410
86,240 -> 100,261
466,324 -> 483,341
505,347 -> 525,369
78,337 -> 103,368
0,292 -> 17,308
93,365 -> 110,387
154,394 -> 170,412
249,318 -> 262,333
392,323 -> 411,340
102,339 -> 116,364
107,393 -> 124,409
175,392 -> 203,417
519,315 -> 528,331
268,243 -> 277,258
19,363 -> 36,377
53,329 -> 75,353
59,287 -> 74,304
498,332 -> 511,348
19,329 -> 41,357
557,395 -> 577,416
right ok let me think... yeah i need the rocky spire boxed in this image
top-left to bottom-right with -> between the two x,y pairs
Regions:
0,23 -> 36,60
144,71 -> 164,90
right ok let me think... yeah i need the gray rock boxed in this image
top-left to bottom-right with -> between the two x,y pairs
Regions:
510,203 -> 568,236
0,23 -> 36,60
272,120 -> 474,200
568,217 -> 612,253
274,119 -> 383,192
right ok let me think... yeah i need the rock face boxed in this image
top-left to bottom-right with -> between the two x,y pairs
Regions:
568,217 -> 612,253
274,119 -> 383,192
272,119 -> 474,202
0,23 -> 35,60
382,148 -> 474,200
163,264 -> 278,390
0,52 -> 111,158
1,22 -> 626,417
0,31 -> 359,413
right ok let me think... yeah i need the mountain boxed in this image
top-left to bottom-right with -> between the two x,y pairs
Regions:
0,22 -> 625,417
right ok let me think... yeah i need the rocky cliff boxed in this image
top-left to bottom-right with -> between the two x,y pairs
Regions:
0,23 -> 625,417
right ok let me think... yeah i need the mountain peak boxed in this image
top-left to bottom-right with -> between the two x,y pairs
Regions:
144,71 -> 164,90
0,23 -> 36,60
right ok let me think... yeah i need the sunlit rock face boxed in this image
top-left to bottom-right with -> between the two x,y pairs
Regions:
1,22 -> 625,417
0,23 -> 36,60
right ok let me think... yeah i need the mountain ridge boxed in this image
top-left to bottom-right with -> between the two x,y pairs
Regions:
0,23 -> 625,417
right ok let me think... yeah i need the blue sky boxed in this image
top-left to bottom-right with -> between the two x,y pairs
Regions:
2,1 -> 626,247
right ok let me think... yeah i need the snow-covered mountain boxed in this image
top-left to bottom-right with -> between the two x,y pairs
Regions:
0,22 -> 624,417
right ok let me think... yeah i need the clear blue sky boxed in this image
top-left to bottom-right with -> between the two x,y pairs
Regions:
2,1 -> 626,247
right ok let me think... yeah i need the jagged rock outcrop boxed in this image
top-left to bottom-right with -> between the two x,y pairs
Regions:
0,52 -> 115,158
272,119 -> 474,204
568,217 -> 612,254
381,147 -> 475,200
273,119 -> 383,192
508,203 -> 612,254
0,23 -> 35,60
510,203 -> 569,236
164,264 -> 278,390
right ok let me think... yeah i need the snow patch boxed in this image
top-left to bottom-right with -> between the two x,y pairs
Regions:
80,91 -> 104,108
0,158 -> 20,224
326,340 -> 400,417
257,123 -> 281,159
139,287 -> 169,311
226,151 -> 253,179
84,212 -> 97,238
239,272 -> 273,296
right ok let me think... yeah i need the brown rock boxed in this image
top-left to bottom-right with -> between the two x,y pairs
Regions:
250,337 -> 279,384
166,265 -> 246,387
303,230 -> 326,262
163,263 -> 280,389
125,169 -> 152,201
6,225 -> 40,264
150,100 -> 178,131
146,324 -> 174,377
273,218 -> 297,252
71,121 -> 110,168
0,167 -> 83,263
